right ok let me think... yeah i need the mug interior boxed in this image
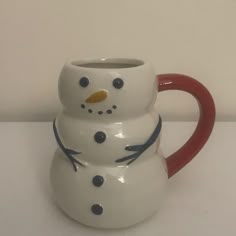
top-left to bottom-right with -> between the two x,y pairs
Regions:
72,58 -> 144,69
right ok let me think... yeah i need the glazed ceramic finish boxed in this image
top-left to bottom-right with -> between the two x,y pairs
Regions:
50,150 -> 167,228
51,58 -> 215,229
58,58 -> 157,120
51,58 -> 167,228
158,74 -> 216,177
55,111 -> 161,166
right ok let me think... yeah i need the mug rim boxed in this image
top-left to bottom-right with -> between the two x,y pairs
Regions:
69,58 -> 145,70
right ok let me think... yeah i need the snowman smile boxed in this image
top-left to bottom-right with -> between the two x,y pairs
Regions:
80,103 -> 117,115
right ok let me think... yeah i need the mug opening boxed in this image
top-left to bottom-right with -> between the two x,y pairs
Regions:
71,58 -> 144,69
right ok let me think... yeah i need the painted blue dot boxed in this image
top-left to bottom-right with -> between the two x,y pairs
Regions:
92,175 -> 104,187
91,204 -> 103,215
94,132 -> 106,143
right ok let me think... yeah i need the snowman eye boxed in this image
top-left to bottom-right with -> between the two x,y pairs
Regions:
113,78 -> 124,89
79,77 -> 89,87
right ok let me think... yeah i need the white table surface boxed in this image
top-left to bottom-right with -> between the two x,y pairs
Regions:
0,122 -> 235,236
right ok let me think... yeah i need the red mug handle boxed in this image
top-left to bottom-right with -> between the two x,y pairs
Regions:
158,74 -> 216,178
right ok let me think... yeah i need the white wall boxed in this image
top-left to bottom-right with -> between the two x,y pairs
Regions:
0,0 -> 235,121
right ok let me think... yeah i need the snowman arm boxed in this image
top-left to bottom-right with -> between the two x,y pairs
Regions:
143,115 -> 162,149
115,151 -> 141,163
124,116 -> 162,152
115,116 -> 162,165
53,119 -> 85,171
125,145 -> 144,151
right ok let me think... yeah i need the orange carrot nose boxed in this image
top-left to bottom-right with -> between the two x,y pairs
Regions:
85,90 -> 108,103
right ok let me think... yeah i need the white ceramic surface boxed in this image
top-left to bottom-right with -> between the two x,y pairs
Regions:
50,58 -> 168,228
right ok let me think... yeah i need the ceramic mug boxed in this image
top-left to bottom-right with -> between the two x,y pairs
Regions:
50,58 -> 215,229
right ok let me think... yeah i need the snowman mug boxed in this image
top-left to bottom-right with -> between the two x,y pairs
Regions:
50,58 -> 215,229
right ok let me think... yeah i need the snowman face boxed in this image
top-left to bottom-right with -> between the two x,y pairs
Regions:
77,76 -> 123,115
58,59 -> 157,119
